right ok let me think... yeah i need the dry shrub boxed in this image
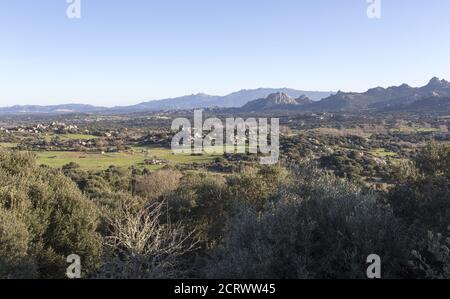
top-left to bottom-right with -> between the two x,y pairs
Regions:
96,200 -> 197,279
135,170 -> 183,201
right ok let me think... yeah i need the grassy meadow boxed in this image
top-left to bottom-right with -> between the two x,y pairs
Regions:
34,146 -> 222,171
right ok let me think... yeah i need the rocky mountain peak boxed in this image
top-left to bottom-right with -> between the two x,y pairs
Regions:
265,92 -> 297,105
426,77 -> 450,88
242,92 -> 312,111
295,95 -> 313,105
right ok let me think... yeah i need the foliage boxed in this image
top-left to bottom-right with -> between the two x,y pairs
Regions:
207,164 -> 409,279
410,230 -> 450,279
389,142 -> 450,233
165,173 -> 231,249
135,170 -> 183,201
226,165 -> 288,210
0,151 -> 102,278
0,207 -> 37,278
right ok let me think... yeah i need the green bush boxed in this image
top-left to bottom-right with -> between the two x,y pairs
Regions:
207,164 -> 409,279
166,173 -> 231,250
226,165 -> 288,210
389,142 -> 450,233
165,165 -> 288,250
0,207 -> 37,278
0,151 -> 102,278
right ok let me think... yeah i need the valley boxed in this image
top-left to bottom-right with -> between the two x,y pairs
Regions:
1,78 -> 449,280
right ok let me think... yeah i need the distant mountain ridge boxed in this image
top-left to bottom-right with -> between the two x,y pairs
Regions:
0,88 -> 332,115
305,77 -> 450,112
113,88 -> 331,112
234,77 -> 450,113
1,78 -> 450,115
0,104 -> 106,114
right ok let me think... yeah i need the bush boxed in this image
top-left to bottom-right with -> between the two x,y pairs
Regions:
135,170 -> 182,201
226,165 -> 288,210
165,173 -> 231,249
414,142 -> 450,177
207,164 -> 408,279
388,143 -> 450,278
0,151 -> 102,278
410,230 -> 450,279
95,200 -> 197,279
389,142 -> 450,233
0,208 -> 37,278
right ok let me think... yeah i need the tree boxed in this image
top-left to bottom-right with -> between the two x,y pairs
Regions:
414,142 -> 450,177
0,151 -> 102,278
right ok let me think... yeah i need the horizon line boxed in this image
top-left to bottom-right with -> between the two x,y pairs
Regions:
0,76 -> 447,109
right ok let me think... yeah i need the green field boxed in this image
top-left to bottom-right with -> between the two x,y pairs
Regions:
35,146 -> 221,171
44,134 -> 100,141
415,127 -> 439,133
310,127 -> 372,138
0,143 -> 18,148
57,134 -> 99,140
370,148 -> 398,158
392,126 -> 439,134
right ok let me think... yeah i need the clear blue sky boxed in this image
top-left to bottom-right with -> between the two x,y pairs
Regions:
1,0 -> 450,107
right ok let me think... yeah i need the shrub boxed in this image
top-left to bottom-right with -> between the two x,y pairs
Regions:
226,165 -> 288,210
207,164 -> 409,279
414,142 -> 450,177
389,142 -> 450,233
135,170 -> 183,201
165,173 -> 231,249
410,230 -> 450,279
0,207 -> 37,278
0,151 -> 102,278
95,200 -> 197,279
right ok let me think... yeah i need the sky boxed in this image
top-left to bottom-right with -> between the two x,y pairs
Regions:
1,0 -> 450,107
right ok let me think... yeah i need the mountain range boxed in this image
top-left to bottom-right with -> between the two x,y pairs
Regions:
0,88 -> 332,115
240,77 -> 450,113
1,77 -> 449,115
305,77 -> 450,112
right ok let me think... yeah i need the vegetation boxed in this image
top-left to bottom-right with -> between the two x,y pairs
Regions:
0,111 -> 449,279
0,152 -> 101,278
207,165 -> 408,279
34,147 -> 218,171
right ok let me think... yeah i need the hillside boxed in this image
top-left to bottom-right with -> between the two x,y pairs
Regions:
305,77 -> 450,112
